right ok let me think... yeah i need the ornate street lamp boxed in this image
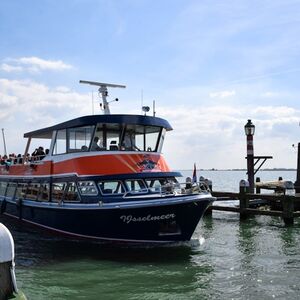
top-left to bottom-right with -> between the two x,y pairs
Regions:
244,119 -> 255,136
244,119 -> 255,192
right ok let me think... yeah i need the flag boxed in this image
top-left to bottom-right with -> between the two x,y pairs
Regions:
192,163 -> 197,184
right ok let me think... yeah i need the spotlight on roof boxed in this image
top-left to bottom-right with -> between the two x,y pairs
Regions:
142,106 -> 150,115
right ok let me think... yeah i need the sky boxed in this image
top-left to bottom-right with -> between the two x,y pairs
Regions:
1,0 -> 300,170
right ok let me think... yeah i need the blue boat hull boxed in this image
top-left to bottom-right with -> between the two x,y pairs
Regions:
0,196 -> 212,242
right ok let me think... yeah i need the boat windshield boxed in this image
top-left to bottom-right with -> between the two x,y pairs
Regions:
49,123 -> 166,155
92,123 -> 166,152
53,125 -> 94,155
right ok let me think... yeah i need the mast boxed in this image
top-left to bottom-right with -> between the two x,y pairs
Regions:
79,80 -> 126,115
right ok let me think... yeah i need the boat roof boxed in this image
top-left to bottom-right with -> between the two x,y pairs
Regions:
24,114 -> 173,139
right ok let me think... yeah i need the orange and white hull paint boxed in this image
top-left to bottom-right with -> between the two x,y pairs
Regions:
0,152 -> 171,178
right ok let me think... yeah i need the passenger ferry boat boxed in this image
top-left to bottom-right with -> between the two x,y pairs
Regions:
0,81 -> 213,243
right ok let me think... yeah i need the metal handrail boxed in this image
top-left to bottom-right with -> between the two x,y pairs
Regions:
122,182 -> 210,198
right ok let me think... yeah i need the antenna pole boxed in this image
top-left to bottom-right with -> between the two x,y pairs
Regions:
79,80 -> 126,115
141,89 -> 143,114
2,128 -> 7,156
92,91 -> 94,115
99,85 -> 110,114
153,100 -> 156,117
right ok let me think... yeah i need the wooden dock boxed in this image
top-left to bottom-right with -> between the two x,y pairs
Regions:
206,180 -> 299,225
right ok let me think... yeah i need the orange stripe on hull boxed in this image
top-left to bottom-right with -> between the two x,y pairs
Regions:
0,154 -> 170,177
53,153 -> 170,176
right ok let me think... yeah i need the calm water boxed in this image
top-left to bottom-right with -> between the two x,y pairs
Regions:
1,170 -> 300,300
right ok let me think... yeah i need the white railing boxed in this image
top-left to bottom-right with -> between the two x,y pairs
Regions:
122,182 -> 211,199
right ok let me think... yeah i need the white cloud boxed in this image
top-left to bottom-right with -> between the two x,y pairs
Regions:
1,57 -> 73,73
0,78 -> 298,169
0,63 -> 23,73
261,91 -> 279,98
209,90 -> 236,98
0,78 -> 91,154
17,57 -> 73,71
157,103 -> 299,169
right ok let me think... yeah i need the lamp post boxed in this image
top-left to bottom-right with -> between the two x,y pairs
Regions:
244,119 -> 255,193
295,143 -> 300,194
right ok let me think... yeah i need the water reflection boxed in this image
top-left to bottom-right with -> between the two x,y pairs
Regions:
237,218 -> 259,259
279,226 -> 300,254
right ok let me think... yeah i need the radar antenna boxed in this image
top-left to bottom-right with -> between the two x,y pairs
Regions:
79,80 -> 126,114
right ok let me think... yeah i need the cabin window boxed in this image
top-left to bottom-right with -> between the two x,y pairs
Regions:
120,125 -> 162,152
92,125 -> 105,151
26,183 -> 40,200
125,179 -> 147,193
92,123 -> 122,151
98,180 -> 125,195
5,183 -> 17,198
119,125 -> 143,151
37,183 -> 50,202
78,181 -> 98,195
145,178 -> 165,192
68,126 -> 94,153
53,129 -> 67,155
145,126 -> 161,152
157,128 -> 166,153
106,123 -> 121,151
52,182 -> 66,202
0,182 -> 7,196
15,183 -> 27,200
146,178 -> 178,192
64,182 -> 80,202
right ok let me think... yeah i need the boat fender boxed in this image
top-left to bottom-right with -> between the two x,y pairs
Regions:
0,199 -> 7,214
0,223 -> 18,298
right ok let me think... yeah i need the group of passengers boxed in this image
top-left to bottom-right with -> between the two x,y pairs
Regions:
0,146 -> 49,166
0,154 -> 23,165
88,135 -> 140,152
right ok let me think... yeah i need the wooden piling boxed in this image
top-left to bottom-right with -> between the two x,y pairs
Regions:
255,177 -> 261,194
282,195 -> 294,225
239,180 -> 249,219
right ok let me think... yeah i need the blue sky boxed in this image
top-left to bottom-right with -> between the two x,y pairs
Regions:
1,0 -> 300,169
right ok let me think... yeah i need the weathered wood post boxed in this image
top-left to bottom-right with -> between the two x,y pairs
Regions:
256,177 -> 261,194
282,195 -> 294,225
239,180 -> 250,219
0,223 -> 18,300
282,181 -> 295,225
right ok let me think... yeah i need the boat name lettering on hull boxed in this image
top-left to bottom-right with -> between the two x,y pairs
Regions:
120,213 -> 176,224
